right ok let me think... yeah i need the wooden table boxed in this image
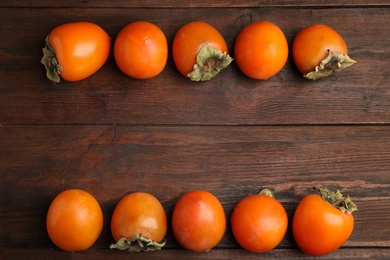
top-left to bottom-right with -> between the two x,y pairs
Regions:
1,1 -> 389,259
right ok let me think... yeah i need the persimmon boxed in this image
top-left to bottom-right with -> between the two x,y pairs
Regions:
234,21 -> 288,80
171,190 -> 226,252
172,21 -> 233,81
114,21 -> 168,79
110,192 -> 167,252
231,189 -> 288,253
292,24 -> 356,80
292,187 -> 358,256
46,189 -> 103,251
41,21 -> 111,83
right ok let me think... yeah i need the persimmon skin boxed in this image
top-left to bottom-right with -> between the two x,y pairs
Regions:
172,21 -> 229,78
110,192 -> 167,243
234,21 -> 288,80
114,21 -> 168,79
292,194 -> 355,256
48,21 -> 111,81
231,194 -> 288,253
292,24 -> 348,75
46,189 -> 103,251
171,190 -> 226,252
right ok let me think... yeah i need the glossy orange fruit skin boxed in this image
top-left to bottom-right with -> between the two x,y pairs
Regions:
231,194 -> 288,253
292,24 -> 348,74
172,21 -> 229,77
46,189 -> 103,251
114,21 -> 168,79
110,192 -> 167,242
292,194 -> 355,256
171,190 -> 226,252
234,21 -> 288,80
48,21 -> 111,81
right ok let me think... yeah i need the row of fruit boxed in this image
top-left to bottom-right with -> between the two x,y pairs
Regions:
41,20 -> 356,83
47,187 -> 357,256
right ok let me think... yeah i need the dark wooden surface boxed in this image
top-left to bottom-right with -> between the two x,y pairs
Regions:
1,1 -> 390,259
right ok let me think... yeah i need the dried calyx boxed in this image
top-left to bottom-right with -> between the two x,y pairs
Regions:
314,187 -> 358,214
305,50 -> 356,80
41,36 -> 62,83
258,188 -> 275,198
188,44 -> 233,81
110,234 -> 166,252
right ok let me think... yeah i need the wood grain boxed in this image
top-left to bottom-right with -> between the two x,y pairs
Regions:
1,248 -> 390,260
1,125 -> 389,250
0,1 -> 389,259
1,1 -> 390,8
0,8 -> 389,125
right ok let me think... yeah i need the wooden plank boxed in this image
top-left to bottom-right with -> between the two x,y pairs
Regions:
1,248 -> 390,260
1,125 -> 389,249
0,1 -> 389,8
1,1 -> 390,259
1,7 -> 389,125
